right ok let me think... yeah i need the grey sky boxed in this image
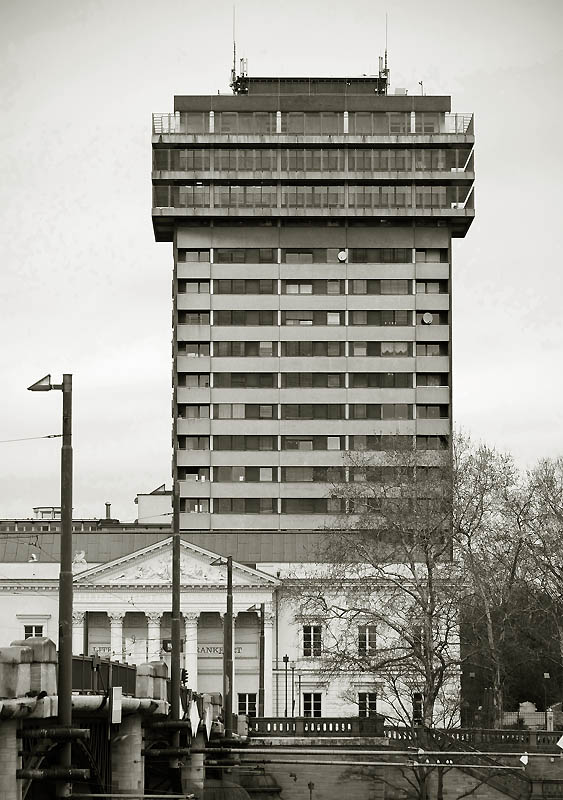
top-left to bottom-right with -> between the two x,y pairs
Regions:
1,0 -> 562,520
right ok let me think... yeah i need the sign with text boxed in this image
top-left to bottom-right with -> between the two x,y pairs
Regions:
197,642 -> 257,659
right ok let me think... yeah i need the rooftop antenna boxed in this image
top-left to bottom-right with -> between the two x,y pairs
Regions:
378,13 -> 390,94
385,12 -> 388,75
230,5 -> 237,90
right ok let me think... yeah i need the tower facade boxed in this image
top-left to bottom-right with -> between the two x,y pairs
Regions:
152,75 -> 474,562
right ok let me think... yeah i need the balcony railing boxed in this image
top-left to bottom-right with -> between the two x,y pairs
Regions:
248,715 -> 385,737
152,184 -> 473,212
152,112 -> 473,137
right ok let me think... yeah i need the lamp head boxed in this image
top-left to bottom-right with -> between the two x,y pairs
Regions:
27,374 -> 53,392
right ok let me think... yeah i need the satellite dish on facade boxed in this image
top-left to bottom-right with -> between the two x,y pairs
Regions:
338,250 -> 347,262
422,312 -> 434,325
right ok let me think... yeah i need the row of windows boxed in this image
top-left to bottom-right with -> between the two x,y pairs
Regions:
0,522 -> 100,533
176,465 -> 445,483
178,354 -> 448,388
182,403 -> 421,420
237,690 -> 376,719
154,147 -> 466,173
178,279 -> 448,295
182,497 -> 347,514
179,402 -> 444,420
179,309 -> 447,327
183,374 -> 445,395
155,110 -> 458,136
180,341 -> 442,357
175,435 -> 448,463
177,247 -> 448,264
184,494 -> 436,515
155,184 -> 467,210
179,373 -> 443,400
238,690 -> 355,720
178,418 -> 449,451
302,624 -> 378,660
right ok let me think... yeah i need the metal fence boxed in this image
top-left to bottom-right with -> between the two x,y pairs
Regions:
71,655 -> 137,696
249,715 -> 385,737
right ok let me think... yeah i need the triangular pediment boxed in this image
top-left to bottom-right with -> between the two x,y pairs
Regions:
73,537 -> 279,588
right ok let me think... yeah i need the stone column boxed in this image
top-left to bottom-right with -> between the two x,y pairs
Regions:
263,609 -> 275,716
111,714 -> 144,794
0,720 -> 19,800
184,612 -> 199,691
146,612 -> 163,663
108,611 -> 125,662
72,610 -> 85,655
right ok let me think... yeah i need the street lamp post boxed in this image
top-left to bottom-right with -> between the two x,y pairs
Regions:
544,672 -> 551,730
28,374 -> 73,796
282,655 -> 289,717
258,603 -> 265,718
291,661 -> 295,716
247,603 -> 265,717
170,475 -> 181,766
212,556 -> 233,738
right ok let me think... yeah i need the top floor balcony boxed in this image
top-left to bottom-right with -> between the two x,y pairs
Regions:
152,110 -> 473,140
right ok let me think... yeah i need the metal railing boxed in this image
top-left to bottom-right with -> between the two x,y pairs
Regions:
249,715 -> 385,737
152,112 -> 473,137
384,725 -> 563,753
71,655 -> 137,696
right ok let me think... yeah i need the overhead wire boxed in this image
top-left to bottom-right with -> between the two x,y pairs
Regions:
0,433 -> 62,444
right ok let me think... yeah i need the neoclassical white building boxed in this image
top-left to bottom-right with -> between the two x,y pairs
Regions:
0,533 -> 386,720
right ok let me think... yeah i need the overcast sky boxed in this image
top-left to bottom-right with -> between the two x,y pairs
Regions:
1,0 -> 562,521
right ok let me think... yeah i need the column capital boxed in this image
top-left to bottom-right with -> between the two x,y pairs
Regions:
183,611 -> 200,624
146,611 -> 163,623
263,611 -> 275,628
108,610 -> 126,622
72,610 -> 86,624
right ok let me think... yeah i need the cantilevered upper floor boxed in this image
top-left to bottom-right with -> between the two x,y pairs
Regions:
152,81 -> 474,241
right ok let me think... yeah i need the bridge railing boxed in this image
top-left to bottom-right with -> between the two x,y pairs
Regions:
249,715 -> 385,737
384,725 -> 563,753
71,655 -> 137,696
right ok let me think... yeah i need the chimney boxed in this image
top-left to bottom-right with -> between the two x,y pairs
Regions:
105,502 -> 111,520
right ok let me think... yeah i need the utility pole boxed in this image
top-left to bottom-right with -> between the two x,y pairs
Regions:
170,474 -> 181,764
258,603 -> 265,718
59,374 -> 73,797
225,555 -> 233,738
283,655 -> 289,717
28,374 -> 73,797
211,555 -> 234,738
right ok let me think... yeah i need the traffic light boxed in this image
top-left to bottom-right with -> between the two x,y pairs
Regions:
181,668 -> 188,685
412,692 -> 423,726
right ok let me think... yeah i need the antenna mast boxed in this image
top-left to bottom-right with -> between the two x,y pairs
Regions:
378,12 -> 390,94
230,5 -> 237,91
384,13 -> 390,93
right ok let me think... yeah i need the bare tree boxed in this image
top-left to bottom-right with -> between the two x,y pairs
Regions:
294,438 -> 463,728
291,431 -> 540,731
523,457 -> 563,692
452,431 -> 533,727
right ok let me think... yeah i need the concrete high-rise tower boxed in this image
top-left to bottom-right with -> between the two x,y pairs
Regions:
152,72 -> 474,562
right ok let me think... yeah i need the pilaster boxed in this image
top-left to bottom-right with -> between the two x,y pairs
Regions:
184,612 -> 199,691
108,611 -> 125,662
146,612 -> 163,662
72,610 -> 85,655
